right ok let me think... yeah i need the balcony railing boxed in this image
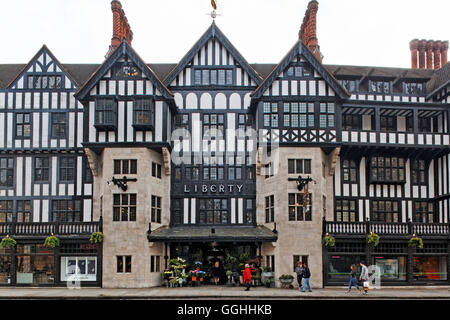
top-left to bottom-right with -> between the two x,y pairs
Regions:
342,130 -> 449,146
323,218 -> 450,237
0,221 -> 102,237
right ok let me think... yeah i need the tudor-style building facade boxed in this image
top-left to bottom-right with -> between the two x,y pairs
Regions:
0,0 -> 449,287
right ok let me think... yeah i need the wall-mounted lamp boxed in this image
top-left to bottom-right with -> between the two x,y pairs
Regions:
107,176 -> 137,191
288,175 -> 317,191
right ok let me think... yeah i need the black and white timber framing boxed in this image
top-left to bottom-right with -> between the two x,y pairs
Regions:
0,20 -> 449,286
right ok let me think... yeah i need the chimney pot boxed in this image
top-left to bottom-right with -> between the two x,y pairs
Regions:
441,41 -> 449,67
409,39 -> 419,69
418,40 -> 427,69
426,40 -> 434,69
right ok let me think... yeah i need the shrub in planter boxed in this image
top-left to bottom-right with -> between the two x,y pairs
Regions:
43,234 -> 60,248
278,274 -> 294,285
264,277 -> 275,288
366,232 -> 380,247
323,234 -> 336,247
89,232 -> 104,244
0,235 -> 16,249
408,236 -> 424,249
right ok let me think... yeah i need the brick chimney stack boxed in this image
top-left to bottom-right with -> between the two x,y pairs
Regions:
106,0 -> 133,58
410,39 -> 448,69
299,0 -> 323,63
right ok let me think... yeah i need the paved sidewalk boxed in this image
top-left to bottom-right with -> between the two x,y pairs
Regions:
0,286 -> 449,299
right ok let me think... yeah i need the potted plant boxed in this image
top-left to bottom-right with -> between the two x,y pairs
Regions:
261,266 -> 274,284
408,234 -> 424,249
366,232 -> 380,248
0,235 -> 16,249
226,270 -> 233,286
89,232 -> 104,244
224,254 -> 238,272
43,234 -> 60,248
279,274 -> 294,287
264,277 -> 275,288
323,233 -> 336,247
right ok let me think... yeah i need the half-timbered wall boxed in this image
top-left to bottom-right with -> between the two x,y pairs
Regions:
256,55 -> 340,144
84,58 -> 171,144
0,47 -> 93,222
169,35 -> 258,226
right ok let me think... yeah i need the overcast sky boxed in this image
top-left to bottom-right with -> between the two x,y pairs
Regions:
1,0 -> 449,68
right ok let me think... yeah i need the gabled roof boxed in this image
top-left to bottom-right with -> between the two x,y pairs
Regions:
0,64 -> 25,88
5,44 -> 79,89
75,39 -> 174,101
426,62 -> 450,99
250,40 -> 350,103
163,21 -> 263,86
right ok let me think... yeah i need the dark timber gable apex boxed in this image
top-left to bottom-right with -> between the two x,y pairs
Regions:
75,39 -> 175,107
163,21 -> 263,87
6,44 -> 79,90
249,39 -> 350,110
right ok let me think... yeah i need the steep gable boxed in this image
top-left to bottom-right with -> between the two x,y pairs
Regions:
6,45 -> 78,91
163,22 -> 262,87
75,40 -> 174,103
250,40 -> 349,108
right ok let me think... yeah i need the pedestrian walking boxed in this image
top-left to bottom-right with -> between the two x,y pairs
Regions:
243,263 -> 252,291
301,263 -> 312,292
294,261 -> 304,290
347,264 -> 361,293
359,261 -> 369,294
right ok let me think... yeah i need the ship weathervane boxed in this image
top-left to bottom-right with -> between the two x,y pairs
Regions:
209,0 -> 220,20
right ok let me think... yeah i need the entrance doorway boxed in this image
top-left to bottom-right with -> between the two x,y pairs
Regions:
170,242 -> 258,285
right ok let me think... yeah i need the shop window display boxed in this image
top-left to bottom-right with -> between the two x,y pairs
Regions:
60,257 -> 97,281
413,256 -> 447,281
374,256 -> 407,281
327,255 -> 365,282
16,255 -> 54,285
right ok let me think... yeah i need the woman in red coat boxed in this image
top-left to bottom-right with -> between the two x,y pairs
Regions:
243,264 -> 252,291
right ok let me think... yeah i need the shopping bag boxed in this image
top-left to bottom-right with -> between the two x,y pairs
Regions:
363,281 -> 369,288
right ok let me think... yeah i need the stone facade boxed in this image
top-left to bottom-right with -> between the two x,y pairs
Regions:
93,147 -> 169,288
258,147 -> 335,288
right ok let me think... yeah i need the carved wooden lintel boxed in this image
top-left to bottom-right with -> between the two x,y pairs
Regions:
84,147 -> 99,176
256,147 -> 263,175
162,147 -> 171,176
328,147 -> 341,176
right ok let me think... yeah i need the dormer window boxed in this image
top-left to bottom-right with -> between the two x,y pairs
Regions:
403,82 -> 425,95
133,98 -> 154,130
95,98 -> 117,130
369,80 -> 391,94
339,79 -> 358,94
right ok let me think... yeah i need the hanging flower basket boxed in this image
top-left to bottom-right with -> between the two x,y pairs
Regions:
366,232 -> 380,247
43,235 -> 61,248
89,232 -> 104,244
408,236 -> 424,249
0,235 -> 16,249
323,234 -> 336,247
